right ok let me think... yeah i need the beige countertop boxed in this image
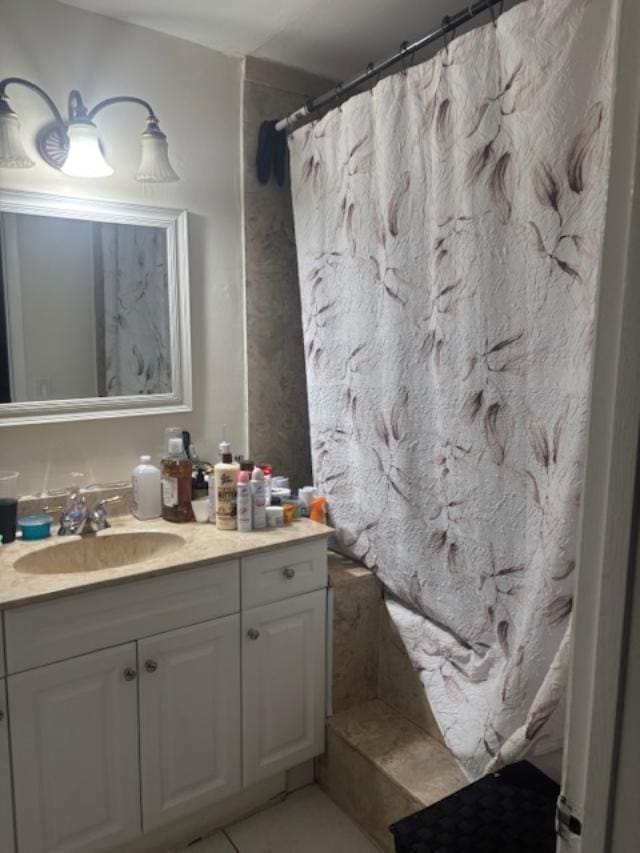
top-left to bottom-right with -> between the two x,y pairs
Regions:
0,516 -> 332,609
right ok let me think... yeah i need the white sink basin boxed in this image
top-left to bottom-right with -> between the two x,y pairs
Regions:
14,531 -> 186,575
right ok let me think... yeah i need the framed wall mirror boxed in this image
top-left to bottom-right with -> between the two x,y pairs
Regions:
0,189 -> 191,426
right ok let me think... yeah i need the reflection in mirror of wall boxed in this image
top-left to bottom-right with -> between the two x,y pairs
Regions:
0,213 -> 171,404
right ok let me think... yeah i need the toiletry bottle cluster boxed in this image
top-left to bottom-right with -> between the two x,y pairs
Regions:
131,426 -> 327,529
208,452 -> 326,530
211,444 -> 270,531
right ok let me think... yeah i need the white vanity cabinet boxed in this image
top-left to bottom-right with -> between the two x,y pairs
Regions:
9,644 -> 141,853
0,679 -> 15,853
0,535 -> 329,853
138,615 -> 242,830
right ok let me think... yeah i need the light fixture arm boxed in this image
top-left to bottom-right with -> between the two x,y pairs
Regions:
0,82 -> 159,126
87,95 -> 157,123
0,77 -> 65,125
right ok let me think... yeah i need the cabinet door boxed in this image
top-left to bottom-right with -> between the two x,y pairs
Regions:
242,589 -> 326,785
9,644 -> 140,853
139,615 -> 241,831
0,613 -> 5,676
0,680 -> 15,853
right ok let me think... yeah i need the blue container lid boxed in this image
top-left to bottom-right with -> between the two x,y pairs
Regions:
19,514 -> 53,527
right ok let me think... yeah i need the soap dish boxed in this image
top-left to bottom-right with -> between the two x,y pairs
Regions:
18,514 -> 53,540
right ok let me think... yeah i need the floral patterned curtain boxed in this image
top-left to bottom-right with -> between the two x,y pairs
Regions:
94,223 -> 171,396
289,0 -> 617,777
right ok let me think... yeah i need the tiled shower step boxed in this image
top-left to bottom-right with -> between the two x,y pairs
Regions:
317,699 -> 466,853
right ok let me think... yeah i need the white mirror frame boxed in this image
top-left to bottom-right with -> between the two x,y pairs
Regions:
0,189 -> 191,426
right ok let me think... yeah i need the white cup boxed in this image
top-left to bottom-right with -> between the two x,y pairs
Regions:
300,486 -> 318,508
191,498 -> 210,523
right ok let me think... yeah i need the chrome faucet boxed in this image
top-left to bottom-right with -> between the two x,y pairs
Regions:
58,495 -> 122,536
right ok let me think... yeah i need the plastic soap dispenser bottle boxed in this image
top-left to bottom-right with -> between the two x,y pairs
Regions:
214,441 -> 240,530
161,437 -> 194,523
132,455 -> 161,520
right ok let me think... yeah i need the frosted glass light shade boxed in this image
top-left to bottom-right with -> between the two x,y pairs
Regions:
61,120 -> 113,178
136,121 -> 179,183
0,100 -> 35,168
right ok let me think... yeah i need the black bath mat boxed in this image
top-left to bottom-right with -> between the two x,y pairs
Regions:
389,760 -> 560,853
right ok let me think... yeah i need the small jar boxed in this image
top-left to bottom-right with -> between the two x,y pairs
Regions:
18,514 -> 53,540
266,506 -> 284,528
282,504 -> 295,525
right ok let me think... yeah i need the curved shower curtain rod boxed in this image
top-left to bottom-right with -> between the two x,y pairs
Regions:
274,0 -> 511,132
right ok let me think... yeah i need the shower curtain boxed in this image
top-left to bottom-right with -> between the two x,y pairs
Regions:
94,223 -> 171,396
289,0 -> 617,777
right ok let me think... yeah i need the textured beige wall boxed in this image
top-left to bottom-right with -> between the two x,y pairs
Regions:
242,72 -> 315,487
0,0 -> 245,494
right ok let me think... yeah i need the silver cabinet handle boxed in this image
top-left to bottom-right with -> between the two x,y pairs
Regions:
123,667 -> 137,681
283,567 -> 296,579
145,659 -> 158,673
247,628 -> 260,640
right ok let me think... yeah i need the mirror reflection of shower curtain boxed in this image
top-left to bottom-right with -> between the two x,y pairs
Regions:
289,0 -> 618,777
93,223 -> 171,397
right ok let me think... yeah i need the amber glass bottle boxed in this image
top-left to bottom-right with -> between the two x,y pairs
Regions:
161,438 -> 194,523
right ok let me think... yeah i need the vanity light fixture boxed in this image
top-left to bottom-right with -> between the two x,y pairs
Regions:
0,78 -> 179,182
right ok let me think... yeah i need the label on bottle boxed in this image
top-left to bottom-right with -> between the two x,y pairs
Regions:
162,477 -> 178,508
237,485 -> 252,531
252,483 -> 267,529
216,486 -> 237,518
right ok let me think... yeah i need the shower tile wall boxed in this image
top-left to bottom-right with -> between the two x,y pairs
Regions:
378,607 -> 442,741
329,553 -> 381,713
243,59 -> 332,488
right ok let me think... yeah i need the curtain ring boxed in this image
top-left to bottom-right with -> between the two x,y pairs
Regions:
441,15 -> 457,61
441,15 -> 456,57
405,45 -> 417,74
367,62 -> 381,95
400,41 -> 410,76
487,0 -> 504,28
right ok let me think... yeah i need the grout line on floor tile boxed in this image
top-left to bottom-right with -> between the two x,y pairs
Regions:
222,829 -> 241,852
224,788 -> 289,833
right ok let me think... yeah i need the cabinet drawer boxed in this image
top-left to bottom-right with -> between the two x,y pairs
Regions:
241,541 -> 327,608
5,561 -> 239,673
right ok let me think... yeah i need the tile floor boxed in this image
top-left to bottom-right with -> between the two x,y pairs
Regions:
183,785 -> 380,852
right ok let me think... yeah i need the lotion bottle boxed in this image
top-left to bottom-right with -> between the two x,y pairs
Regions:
214,441 -> 240,530
132,455 -> 161,520
251,467 -> 267,529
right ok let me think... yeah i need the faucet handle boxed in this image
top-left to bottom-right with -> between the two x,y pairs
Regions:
91,494 -> 124,531
94,494 -> 124,509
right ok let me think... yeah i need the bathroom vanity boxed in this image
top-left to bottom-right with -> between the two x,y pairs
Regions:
0,518 -> 331,853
